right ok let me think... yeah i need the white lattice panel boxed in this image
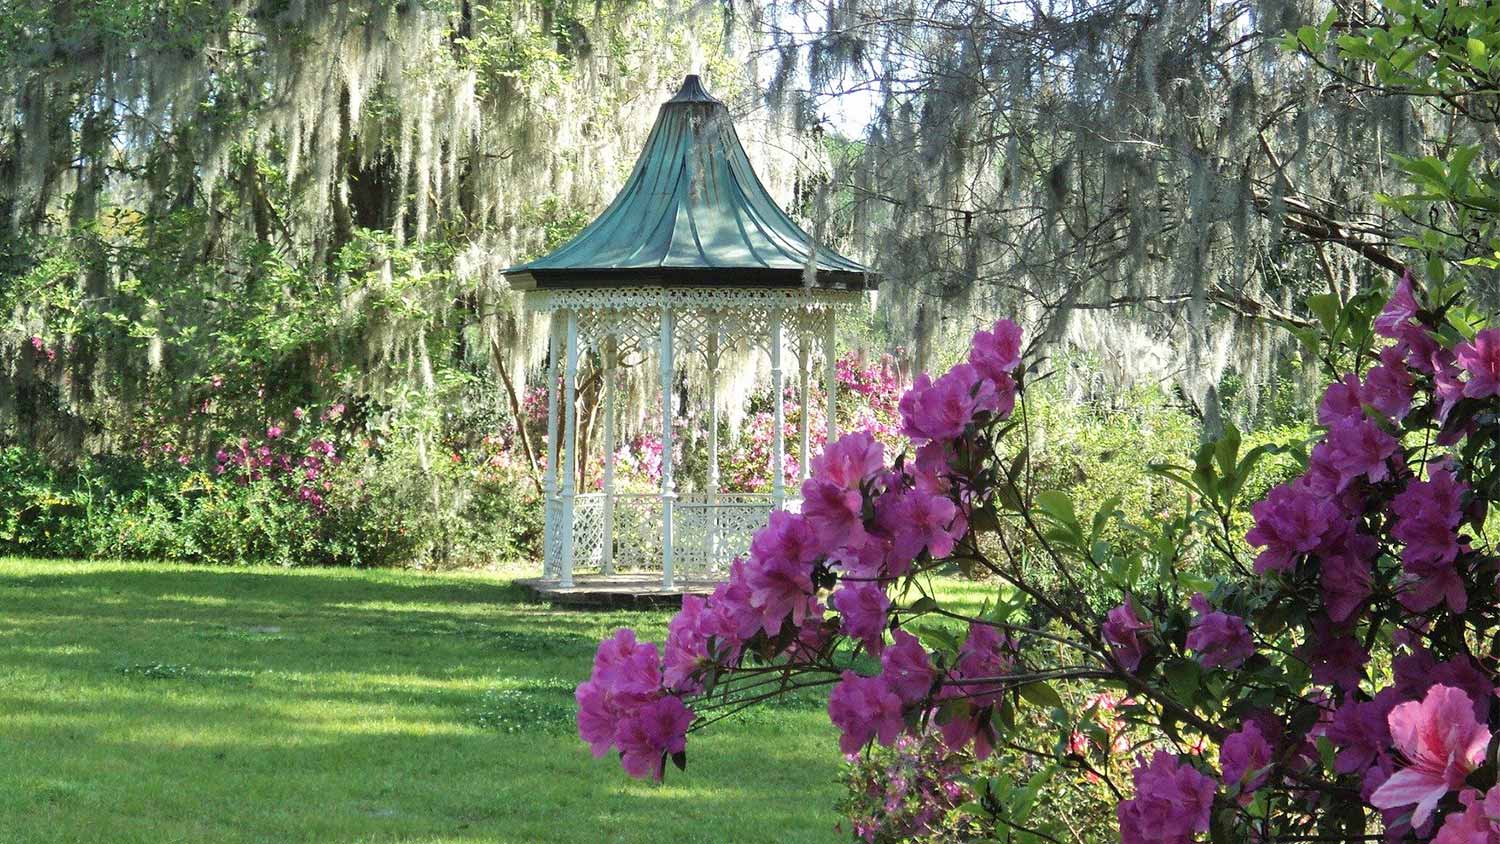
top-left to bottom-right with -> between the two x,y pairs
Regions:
579,307 -> 659,358
673,493 -> 776,577
570,493 -> 608,570
543,495 -> 563,579
609,493 -> 663,571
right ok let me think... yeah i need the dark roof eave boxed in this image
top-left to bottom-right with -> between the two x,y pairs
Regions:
506,266 -> 880,292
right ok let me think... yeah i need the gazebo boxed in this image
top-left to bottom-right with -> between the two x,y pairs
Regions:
505,75 -> 877,590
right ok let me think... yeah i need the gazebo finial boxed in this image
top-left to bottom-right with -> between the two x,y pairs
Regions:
667,73 -> 719,104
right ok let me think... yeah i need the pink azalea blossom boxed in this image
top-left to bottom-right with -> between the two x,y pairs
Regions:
663,595 -> 711,692
575,629 -> 670,769
1366,345 -> 1416,420
1326,689 -> 1400,775
898,364 -> 999,444
1321,415 -> 1401,491
801,477 -> 867,552
880,630 -> 935,704
575,680 -> 620,758
1246,482 -> 1338,574
1185,593 -> 1254,670
1376,274 -> 1443,374
742,552 -> 817,636
1116,751 -> 1216,844
1301,618 -> 1368,691
812,431 -> 885,489
1318,373 -> 1366,426
703,560 -> 762,646
1102,598 -> 1152,673
969,318 -> 1023,383
879,487 -> 962,563
1392,460 -> 1469,614
749,510 -> 823,567
907,441 -> 954,494
1315,518 -> 1376,622
615,695 -> 694,781
832,582 -> 891,654
1455,328 -> 1500,399
742,513 -> 822,636
1434,786 -> 1500,844
1376,273 -> 1420,338
1372,685 -> 1491,828
828,670 -> 905,755
591,628 -> 662,696
944,622 -> 1014,708
1220,721 -> 1273,800
937,705 -> 996,761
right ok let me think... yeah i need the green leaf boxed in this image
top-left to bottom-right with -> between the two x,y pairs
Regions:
1091,495 -> 1122,541
1316,735 -> 1337,772
1306,293 -> 1339,333
1163,658 -> 1202,703
1034,490 -> 1077,526
1214,424 -> 1241,479
1018,682 -> 1064,710
908,596 -> 940,614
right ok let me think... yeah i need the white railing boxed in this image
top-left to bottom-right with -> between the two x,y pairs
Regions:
545,490 -> 797,581
673,492 -> 777,578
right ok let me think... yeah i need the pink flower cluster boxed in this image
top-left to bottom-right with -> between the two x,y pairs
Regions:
28,335 -> 57,363
579,320 -> 1025,778
1184,593 -> 1253,670
213,416 -> 343,512
1229,275 -> 1500,832
1102,598 -> 1152,672
579,292 -> 1500,843
1116,751 -> 1216,844
1241,275 -> 1476,691
838,731 -> 973,842
576,630 -> 694,781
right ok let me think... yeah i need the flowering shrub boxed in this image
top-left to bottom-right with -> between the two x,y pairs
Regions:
719,352 -> 905,492
212,405 -> 349,512
1,396 -> 542,567
575,278 -> 1500,843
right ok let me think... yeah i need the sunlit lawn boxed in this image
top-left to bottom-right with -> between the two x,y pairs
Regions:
0,559 -> 844,844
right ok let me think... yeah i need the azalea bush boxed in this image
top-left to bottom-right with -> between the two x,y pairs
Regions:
575,277 -> 1500,842
714,352 -> 905,493
0,399 -> 542,567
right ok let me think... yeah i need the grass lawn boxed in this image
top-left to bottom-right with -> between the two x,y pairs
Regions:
0,559 -> 845,844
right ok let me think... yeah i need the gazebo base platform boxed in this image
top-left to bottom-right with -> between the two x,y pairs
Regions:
517,574 -> 716,610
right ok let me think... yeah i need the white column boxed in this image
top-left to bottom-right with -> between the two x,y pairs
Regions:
770,309 -> 786,509
797,329 -> 810,483
560,310 -> 580,589
707,325 -> 721,566
659,307 -> 677,589
542,314 -> 561,579
823,310 -> 838,447
601,337 -> 617,576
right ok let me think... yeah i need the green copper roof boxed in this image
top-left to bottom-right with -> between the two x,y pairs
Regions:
505,75 -> 876,291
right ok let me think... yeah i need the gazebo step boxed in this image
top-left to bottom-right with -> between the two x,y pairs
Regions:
516,574 -> 717,610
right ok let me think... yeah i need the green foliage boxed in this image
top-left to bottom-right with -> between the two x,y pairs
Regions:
518,196 -> 593,256
0,435 -> 541,568
1001,381 -> 1309,606
1299,0 -> 1500,290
